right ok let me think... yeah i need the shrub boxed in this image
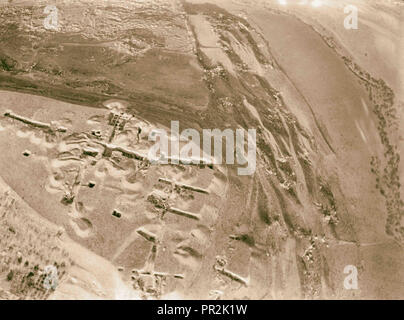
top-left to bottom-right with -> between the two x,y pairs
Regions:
6,270 -> 14,281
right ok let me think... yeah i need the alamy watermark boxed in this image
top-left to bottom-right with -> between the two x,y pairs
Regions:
276,2 -> 359,30
344,5 -> 358,30
43,3 -> 359,32
43,2 -> 360,34
343,265 -> 358,290
43,5 -> 59,31
147,121 -> 257,176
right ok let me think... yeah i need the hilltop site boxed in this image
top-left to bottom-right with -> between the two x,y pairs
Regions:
0,0 -> 403,299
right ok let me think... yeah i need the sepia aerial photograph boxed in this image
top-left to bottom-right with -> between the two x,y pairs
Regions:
0,0 -> 403,303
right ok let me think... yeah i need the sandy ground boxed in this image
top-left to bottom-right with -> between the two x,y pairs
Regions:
0,171 -> 139,299
0,89 -> 227,299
